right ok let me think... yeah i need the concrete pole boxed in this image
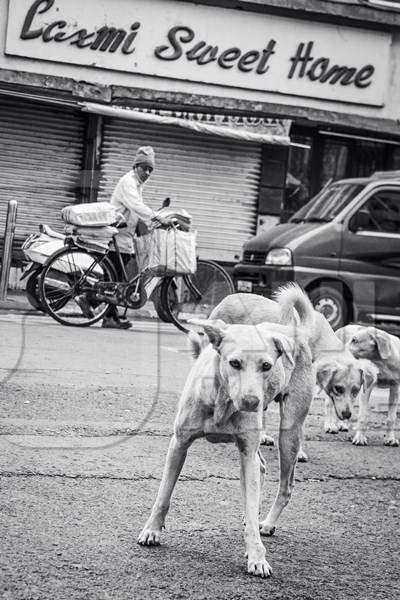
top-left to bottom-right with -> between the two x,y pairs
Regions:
0,200 -> 18,301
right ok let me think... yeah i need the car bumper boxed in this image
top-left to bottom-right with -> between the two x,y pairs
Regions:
233,264 -> 295,296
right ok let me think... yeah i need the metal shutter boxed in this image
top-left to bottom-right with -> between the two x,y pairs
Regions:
0,97 -> 85,240
97,119 -> 261,262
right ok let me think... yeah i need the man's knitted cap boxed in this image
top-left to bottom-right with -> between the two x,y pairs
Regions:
134,146 -> 155,169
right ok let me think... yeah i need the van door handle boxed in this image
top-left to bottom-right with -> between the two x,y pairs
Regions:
329,252 -> 337,257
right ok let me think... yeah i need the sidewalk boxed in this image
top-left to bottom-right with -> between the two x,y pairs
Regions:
0,290 -> 38,314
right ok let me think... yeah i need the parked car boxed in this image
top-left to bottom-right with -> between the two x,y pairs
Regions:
234,171 -> 400,330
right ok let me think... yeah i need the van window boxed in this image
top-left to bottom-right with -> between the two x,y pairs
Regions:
354,190 -> 400,234
291,182 -> 364,222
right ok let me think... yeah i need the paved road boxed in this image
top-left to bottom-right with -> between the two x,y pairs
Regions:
1,312 -> 399,600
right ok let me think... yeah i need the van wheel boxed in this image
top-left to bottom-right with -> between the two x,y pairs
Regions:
308,285 -> 348,330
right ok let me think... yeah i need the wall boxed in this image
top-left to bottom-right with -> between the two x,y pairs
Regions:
0,0 -> 399,133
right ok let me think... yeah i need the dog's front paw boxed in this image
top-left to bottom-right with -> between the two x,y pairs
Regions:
325,423 -> 339,434
384,435 -> 399,447
260,432 -> 274,446
138,526 -> 162,546
352,432 -> 368,446
338,421 -> 349,432
247,557 -> 272,578
297,448 -> 308,463
259,521 -> 276,536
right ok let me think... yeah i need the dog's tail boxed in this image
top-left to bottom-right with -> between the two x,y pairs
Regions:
274,283 -> 314,330
187,330 -> 209,359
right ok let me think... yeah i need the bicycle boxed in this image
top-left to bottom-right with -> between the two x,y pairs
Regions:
38,224 -> 235,333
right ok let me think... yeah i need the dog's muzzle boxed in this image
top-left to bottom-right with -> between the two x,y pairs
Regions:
340,407 -> 352,420
240,395 -> 260,412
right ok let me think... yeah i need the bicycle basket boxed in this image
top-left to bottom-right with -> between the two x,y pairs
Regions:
135,228 -> 197,275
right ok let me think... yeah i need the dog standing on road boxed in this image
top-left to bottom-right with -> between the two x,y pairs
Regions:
210,287 -> 377,453
138,313 -> 314,578
336,324 -> 399,446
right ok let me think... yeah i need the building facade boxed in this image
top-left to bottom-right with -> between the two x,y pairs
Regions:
1,0 -> 400,267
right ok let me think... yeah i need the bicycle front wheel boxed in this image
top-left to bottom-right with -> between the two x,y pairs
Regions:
160,259 -> 235,332
39,247 -> 116,327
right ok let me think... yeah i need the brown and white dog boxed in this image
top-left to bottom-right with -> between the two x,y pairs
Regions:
336,324 -> 399,446
138,313 -> 315,578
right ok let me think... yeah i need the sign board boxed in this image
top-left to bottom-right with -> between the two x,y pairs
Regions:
5,0 -> 391,107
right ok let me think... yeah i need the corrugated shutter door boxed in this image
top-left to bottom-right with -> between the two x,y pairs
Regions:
97,119 -> 261,262
0,97 -> 85,240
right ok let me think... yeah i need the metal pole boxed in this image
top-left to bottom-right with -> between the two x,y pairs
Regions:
0,200 -> 18,301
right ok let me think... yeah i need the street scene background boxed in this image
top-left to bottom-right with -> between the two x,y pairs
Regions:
1,299 -> 399,600
2,0 -> 400,599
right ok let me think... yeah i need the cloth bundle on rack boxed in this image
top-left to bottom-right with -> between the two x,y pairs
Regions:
64,224 -> 118,250
61,202 -> 120,227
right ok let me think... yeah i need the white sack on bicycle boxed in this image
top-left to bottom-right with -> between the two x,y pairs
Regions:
61,202 -> 120,227
135,228 -> 197,275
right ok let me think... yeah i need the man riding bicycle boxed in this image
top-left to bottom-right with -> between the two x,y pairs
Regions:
101,145 -> 171,329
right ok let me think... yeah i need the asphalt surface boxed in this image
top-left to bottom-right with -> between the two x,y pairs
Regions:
0,295 -> 399,600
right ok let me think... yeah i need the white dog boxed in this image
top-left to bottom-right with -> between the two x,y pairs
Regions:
336,324 -> 399,446
138,314 -> 314,578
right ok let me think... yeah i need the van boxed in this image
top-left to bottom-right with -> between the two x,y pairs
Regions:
234,172 -> 400,330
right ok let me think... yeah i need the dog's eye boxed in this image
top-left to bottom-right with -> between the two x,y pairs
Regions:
351,337 -> 358,344
351,387 -> 360,397
332,385 -> 345,395
229,359 -> 242,370
262,362 -> 272,372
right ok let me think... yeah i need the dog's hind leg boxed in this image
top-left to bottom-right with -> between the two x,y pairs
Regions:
260,383 -> 312,536
259,424 -> 301,536
385,383 -> 399,446
238,437 -> 272,578
138,433 -> 195,546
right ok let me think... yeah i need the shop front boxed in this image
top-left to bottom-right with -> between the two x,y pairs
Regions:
0,93 -> 86,242
1,0 -> 400,268
89,106 -> 289,263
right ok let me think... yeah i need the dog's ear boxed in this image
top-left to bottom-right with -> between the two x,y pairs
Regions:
272,334 -> 295,368
359,359 -> 379,392
188,318 -> 228,348
315,359 -> 338,392
187,329 -> 208,359
372,329 -> 391,360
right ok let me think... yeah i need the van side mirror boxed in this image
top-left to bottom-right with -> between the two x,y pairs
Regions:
349,211 -> 370,232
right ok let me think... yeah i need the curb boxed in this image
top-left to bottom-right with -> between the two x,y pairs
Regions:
0,292 -> 162,322
0,295 -> 38,314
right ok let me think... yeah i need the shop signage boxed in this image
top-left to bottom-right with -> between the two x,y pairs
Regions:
5,0 -> 391,106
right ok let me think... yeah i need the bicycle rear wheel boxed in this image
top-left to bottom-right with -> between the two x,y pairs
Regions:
39,247 -> 116,327
160,259 -> 235,332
